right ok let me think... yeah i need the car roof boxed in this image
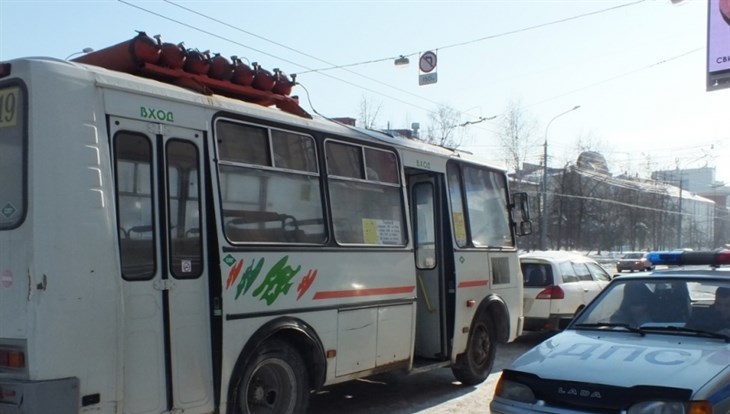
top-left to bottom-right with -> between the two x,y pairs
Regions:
520,251 -> 596,263
615,266 -> 730,281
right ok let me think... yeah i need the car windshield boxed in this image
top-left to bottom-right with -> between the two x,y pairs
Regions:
622,253 -> 643,259
572,277 -> 730,339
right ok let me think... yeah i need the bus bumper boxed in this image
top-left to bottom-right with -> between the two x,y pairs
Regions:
0,377 -> 79,414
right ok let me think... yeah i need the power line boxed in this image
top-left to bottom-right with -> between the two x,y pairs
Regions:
120,0 -> 652,127
116,0 -> 439,115
161,0 -> 455,113
299,0 -> 648,74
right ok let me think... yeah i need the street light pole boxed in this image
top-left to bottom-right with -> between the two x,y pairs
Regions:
540,105 -> 580,250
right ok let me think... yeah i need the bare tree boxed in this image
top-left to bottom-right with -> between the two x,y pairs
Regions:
496,100 -> 538,177
358,95 -> 383,129
423,104 -> 465,149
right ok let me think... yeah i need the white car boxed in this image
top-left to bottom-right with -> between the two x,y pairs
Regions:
492,250 -> 730,414
521,252 -> 612,331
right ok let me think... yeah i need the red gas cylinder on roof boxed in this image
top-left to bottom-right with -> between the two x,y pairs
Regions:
184,49 -> 210,75
231,56 -> 255,86
271,69 -> 295,96
208,53 -> 234,81
251,62 -> 276,92
72,31 -> 160,71
156,37 -> 186,70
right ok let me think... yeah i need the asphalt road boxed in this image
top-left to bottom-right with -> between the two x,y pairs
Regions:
307,331 -> 552,413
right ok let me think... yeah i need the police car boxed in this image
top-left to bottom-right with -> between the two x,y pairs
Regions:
491,250 -> 730,414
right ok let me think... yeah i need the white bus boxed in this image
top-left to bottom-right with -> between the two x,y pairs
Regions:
0,33 -> 531,414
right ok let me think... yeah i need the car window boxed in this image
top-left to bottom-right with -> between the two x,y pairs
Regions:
624,253 -> 642,259
572,262 -> 592,281
574,279 -> 705,327
558,261 -> 577,283
521,263 -> 553,287
586,262 -> 611,282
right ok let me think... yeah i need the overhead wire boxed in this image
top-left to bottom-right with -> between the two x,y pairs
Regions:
118,0 -> 717,177
298,0 -> 649,74
116,0 -> 438,115
120,0 -> 654,127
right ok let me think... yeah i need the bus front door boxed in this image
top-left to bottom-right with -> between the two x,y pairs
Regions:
409,173 -> 451,360
111,117 -> 214,414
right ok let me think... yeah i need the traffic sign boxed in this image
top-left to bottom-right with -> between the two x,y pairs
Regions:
419,51 -> 437,73
419,73 -> 438,86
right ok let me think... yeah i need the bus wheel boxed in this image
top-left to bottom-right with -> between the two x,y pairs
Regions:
232,339 -> 309,414
451,313 -> 496,386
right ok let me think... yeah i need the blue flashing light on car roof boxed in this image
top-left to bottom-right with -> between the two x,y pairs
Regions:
647,250 -> 730,266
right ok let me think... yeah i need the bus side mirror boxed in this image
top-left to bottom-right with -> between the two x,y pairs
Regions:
512,192 -> 530,221
511,192 -> 532,236
518,221 -> 532,236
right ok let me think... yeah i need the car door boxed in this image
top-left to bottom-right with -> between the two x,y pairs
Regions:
555,260 -> 586,315
573,261 -> 604,305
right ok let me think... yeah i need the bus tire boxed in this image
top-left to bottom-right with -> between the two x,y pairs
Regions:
231,339 -> 310,414
451,313 -> 496,386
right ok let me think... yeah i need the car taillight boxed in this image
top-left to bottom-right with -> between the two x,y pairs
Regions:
0,348 -> 25,369
536,285 -> 564,300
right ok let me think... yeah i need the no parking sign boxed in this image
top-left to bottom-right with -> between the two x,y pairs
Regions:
419,51 -> 438,86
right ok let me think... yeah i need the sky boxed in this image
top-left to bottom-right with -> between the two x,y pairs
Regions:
1,0 -> 729,184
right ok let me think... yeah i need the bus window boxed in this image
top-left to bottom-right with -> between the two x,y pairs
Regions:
271,129 -> 318,172
167,139 -> 202,278
326,141 -> 364,179
364,147 -> 399,184
0,85 -> 26,230
216,119 -> 325,244
216,121 -> 270,166
414,182 -> 436,269
462,166 -> 513,248
114,132 -> 156,280
447,164 -> 467,247
326,140 -> 405,246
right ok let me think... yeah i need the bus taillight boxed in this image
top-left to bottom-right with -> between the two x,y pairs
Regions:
0,348 -> 25,369
0,63 -> 11,79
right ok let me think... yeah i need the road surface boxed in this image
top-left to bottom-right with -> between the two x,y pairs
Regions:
308,331 -> 551,413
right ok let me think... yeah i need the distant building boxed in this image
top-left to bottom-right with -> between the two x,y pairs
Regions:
515,154 -> 722,250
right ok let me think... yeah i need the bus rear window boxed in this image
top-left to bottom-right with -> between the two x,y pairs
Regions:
0,84 -> 26,230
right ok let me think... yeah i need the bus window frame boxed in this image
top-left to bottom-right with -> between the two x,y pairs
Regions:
447,161 -> 515,250
0,80 -> 28,231
213,117 -> 326,246
113,131 -> 158,281
324,137 -> 407,247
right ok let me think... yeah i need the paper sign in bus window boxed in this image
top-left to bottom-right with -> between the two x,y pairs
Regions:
362,218 -> 402,245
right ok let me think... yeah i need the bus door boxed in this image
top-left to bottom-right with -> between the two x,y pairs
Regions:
111,117 -> 214,414
408,173 -> 451,360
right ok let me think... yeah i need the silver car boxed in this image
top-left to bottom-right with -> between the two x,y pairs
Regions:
492,250 -> 730,414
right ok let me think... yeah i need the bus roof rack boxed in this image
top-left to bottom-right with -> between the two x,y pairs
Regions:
72,31 -> 312,119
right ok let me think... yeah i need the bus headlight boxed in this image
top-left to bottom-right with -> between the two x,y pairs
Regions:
494,377 -> 536,403
628,401 -> 712,414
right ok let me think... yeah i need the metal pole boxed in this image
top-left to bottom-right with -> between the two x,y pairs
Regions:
540,105 -> 580,250
677,177 -> 683,248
